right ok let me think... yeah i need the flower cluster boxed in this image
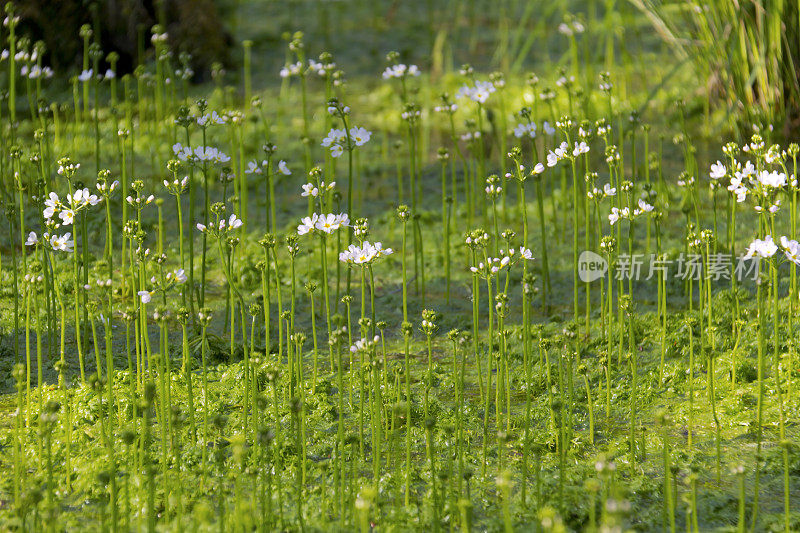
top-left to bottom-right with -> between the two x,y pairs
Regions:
339,241 -> 393,264
713,137 -> 800,212
465,229 -> 490,248
558,19 -> 585,36
608,199 -> 653,225
308,57 -> 336,76
57,159 -> 81,177
78,69 -> 96,82
546,141 -> 589,167
172,143 -> 231,164
21,64 -> 53,80
196,111 -> 226,126
485,175 -> 502,197
420,309 -> 438,335
126,193 -> 156,210
382,63 -> 420,79
301,181 -> 335,198
513,121 -> 536,139
321,127 -> 371,158
587,183 -> 616,200
350,335 -> 380,354
24,231 -> 74,252
433,94 -> 457,114
456,80 -> 495,104
96,175 -> 120,196
163,176 -> 189,195
138,268 -> 187,304
744,236 -> 778,259
280,61 -> 303,78
633,198 -> 655,216
470,247 -> 533,276
196,214 -> 243,235
297,213 -> 350,235
744,235 -> 800,265
43,188 -> 101,228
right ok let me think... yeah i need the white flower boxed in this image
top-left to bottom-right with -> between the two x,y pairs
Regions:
608,206 -> 629,225
173,269 -> 187,284
728,173 -> 748,202
227,214 -> 243,229
172,143 -> 193,161
710,161 -> 726,180
309,59 -> 332,76
519,247 -> 533,260
25,231 -> 38,246
485,183 -> 502,196
543,122 -> 556,136
59,209 -> 75,226
73,188 -> 100,207
279,61 -> 303,78
780,236 -> 800,265
382,64 -> 406,79
532,163 -> 545,175
457,80 -> 496,104
340,241 -> 393,264
137,290 -> 153,304
373,241 -> 393,257
744,236 -> 777,259
197,111 -> 226,126
193,146 -> 230,163
278,160 -> 291,175
635,198 -> 654,215
728,175 -> 743,191
334,213 -> 350,228
471,82 -> 494,103
78,69 -> 93,82
603,183 -> 616,197
330,144 -> 343,158
301,183 -> 319,197
321,128 -> 346,148
245,160 -> 263,174
546,142 -> 569,167
350,127 -> 371,146
83,189 -> 100,205
43,192 -> 60,219
98,180 -> 120,194
315,213 -> 338,233
740,160 -> 756,177
196,223 -> 207,232
50,232 -> 74,252
573,141 -> 590,156
757,170 -> 786,189
513,122 -> 536,139
297,214 -> 319,235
